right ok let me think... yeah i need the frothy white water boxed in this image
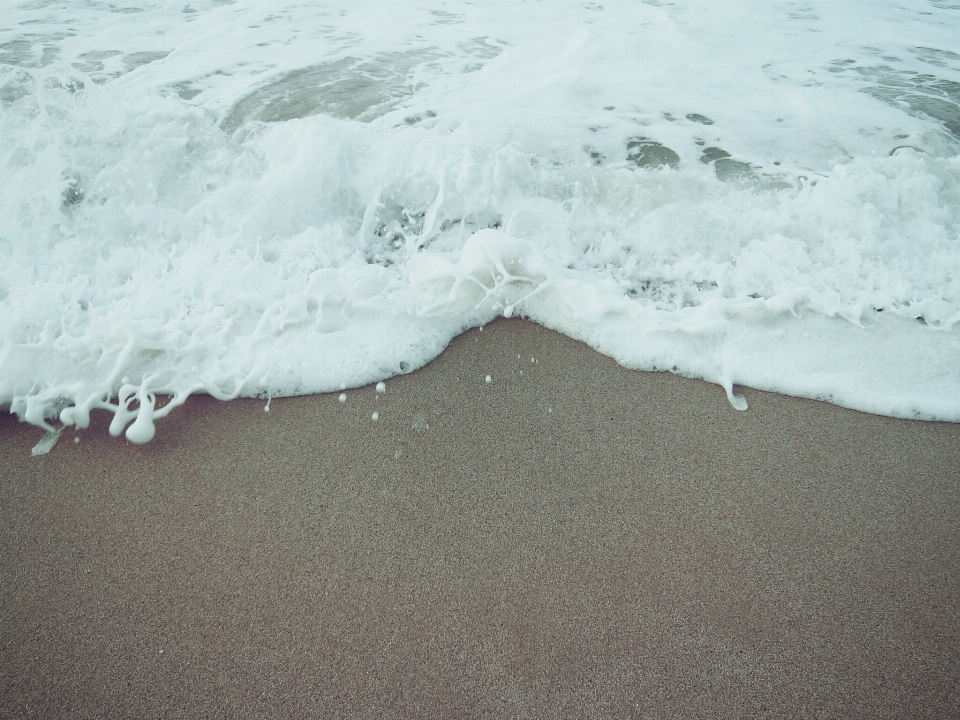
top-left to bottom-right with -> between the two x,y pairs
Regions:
2,0 -> 959,441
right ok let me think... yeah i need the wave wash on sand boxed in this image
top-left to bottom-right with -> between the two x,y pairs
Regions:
2,0 -> 960,443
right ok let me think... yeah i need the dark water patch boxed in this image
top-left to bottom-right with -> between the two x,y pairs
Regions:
700,147 -> 792,189
61,176 -> 84,209
787,3 -> 819,21
71,50 -> 122,80
220,50 -> 436,133
122,50 -> 170,72
685,113 -> 713,125
0,37 -> 61,68
829,58 -> 857,71
430,9 -> 463,25
0,40 -> 37,66
66,49 -> 170,83
700,146 -> 730,163
715,158 -> 760,184
458,36 -> 502,73
913,47 -> 960,69
43,75 -> 84,93
862,77 -> 960,140
0,70 -> 35,107
831,59 -> 960,141
402,110 -> 437,126
171,81 -> 201,100
627,138 -> 680,169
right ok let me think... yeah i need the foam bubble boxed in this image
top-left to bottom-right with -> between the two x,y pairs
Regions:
376,382 -> 386,394
371,411 -> 379,421
124,392 -> 157,444
31,430 -> 62,457
339,393 -> 347,403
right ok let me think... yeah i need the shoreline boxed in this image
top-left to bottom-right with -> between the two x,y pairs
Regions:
3,318 -> 959,718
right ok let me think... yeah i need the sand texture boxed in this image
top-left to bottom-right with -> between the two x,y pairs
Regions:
2,319 -> 959,719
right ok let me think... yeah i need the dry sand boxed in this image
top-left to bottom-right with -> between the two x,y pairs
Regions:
2,319 -> 959,719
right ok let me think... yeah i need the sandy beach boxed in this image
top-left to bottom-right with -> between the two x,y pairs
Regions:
2,318 -> 958,718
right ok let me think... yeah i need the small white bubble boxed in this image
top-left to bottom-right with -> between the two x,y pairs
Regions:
485,375 -> 492,384
371,412 -> 379,421
74,437 -> 80,444
519,370 -> 523,376
531,357 -> 535,363
479,325 -> 483,332
338,393 -> 346,403
517,354 -> 521,359
376,381 -> 386,394
548,407 -> 553,413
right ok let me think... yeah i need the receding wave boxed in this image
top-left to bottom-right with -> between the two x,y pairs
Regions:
2,0 -> 959,443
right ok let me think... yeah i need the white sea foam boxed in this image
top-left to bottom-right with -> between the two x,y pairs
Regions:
2,1 -> 959,442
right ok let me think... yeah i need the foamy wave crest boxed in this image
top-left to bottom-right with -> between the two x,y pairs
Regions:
3,65 -> 960,441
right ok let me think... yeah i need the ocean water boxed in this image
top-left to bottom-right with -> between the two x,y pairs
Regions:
2,0 -> 959,443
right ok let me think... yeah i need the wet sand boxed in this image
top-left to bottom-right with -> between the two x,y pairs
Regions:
2,319 -> 959,719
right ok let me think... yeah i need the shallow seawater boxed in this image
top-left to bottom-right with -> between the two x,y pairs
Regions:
2,0 -> 959,442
